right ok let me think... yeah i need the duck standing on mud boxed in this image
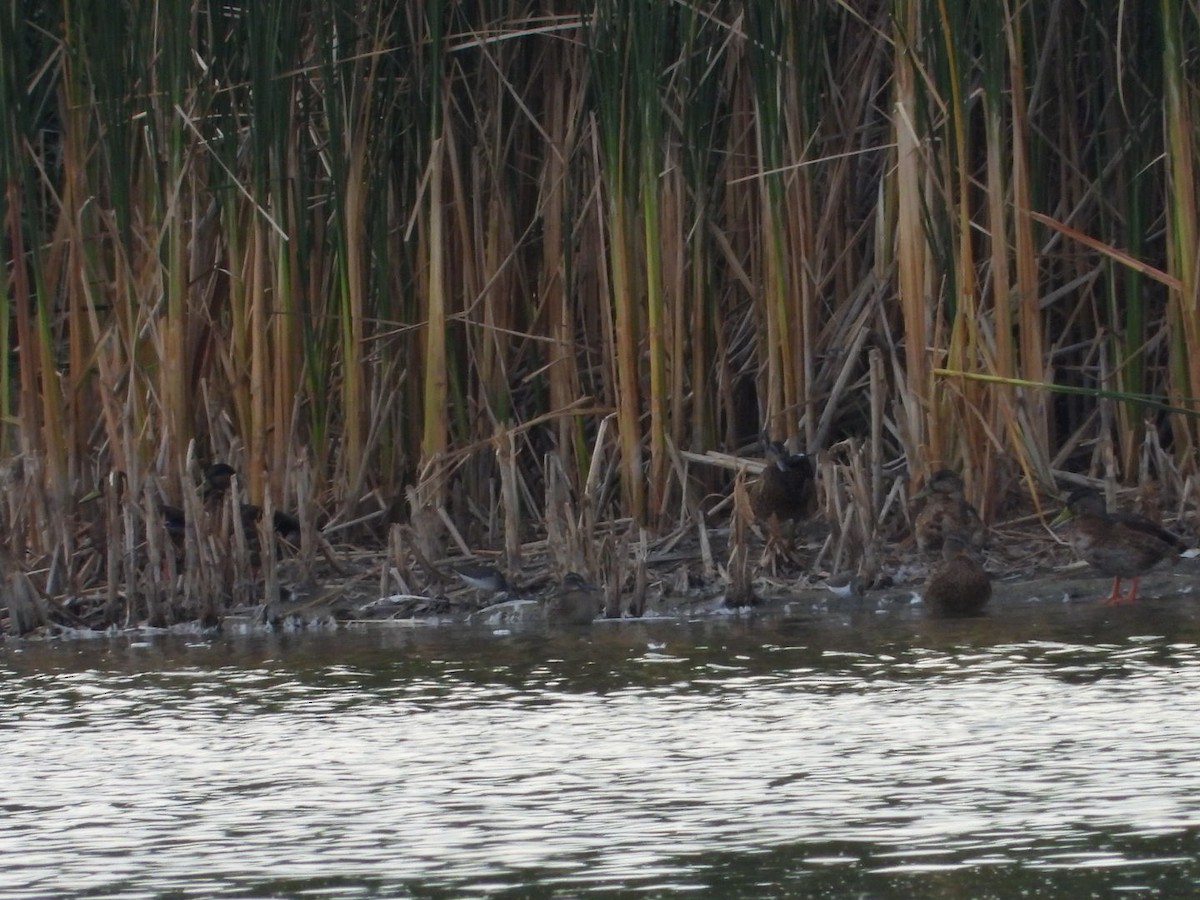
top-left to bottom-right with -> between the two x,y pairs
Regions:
1053,486 -> 1187,605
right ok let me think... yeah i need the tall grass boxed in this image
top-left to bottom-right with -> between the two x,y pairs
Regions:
3,0 -> 1200,619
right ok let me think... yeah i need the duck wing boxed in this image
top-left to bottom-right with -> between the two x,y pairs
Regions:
1107,511 -> 1187,553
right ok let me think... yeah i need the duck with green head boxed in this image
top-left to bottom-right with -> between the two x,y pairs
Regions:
1053,486 -> 1187,605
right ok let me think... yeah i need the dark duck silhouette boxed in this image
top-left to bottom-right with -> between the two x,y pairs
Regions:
1053,486 -> 1187,605
163,464 -> 301,546
912,469 -> 986,553
751,441 -> 815,525
922,533 -> 991,617
159,503 -> 187,546
547,572 -> 601,626
201,463 -> 237,500
238,504 -> 303,545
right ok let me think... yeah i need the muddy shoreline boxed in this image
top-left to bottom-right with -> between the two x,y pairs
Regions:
10,527 -> 1200,642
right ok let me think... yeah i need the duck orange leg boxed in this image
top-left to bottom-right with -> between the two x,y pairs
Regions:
1124,577 -> 1141,604
1103,577 -> 1138,605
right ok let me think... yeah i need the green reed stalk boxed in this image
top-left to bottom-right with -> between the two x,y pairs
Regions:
746,1 -> 794,442
1161,0 -> 1200,451
421,4 -> 449,479
540,27 -> 580,463
589,0 -> 645,522
631,0 -> 669,519
893,0 -> 934,467
1004,0 -> 1047,464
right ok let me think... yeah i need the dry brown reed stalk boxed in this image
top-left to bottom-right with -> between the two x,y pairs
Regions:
1,546 -> 46,636
811,285 -> 877,452
580,413 -> 618,571
226,475 -> 256,612
599,530 -> 628,619
259,492 -> 281,625
1162,0 -> 1200,453
386,524 -> 417,600
813,446 -> 869,583
292,450 -> 316,576
179,474 -> 208,624
724,469 -> 756,607
892,2 -> 935,471
659,438 -> 715,573
495,426 -> 523,567
103,472 -> 123,627
869,348 -> 886,515
629,528 -> 649,618
7,1 -> 1200,634
141,482 -> 166,628
545,453 -> 588,578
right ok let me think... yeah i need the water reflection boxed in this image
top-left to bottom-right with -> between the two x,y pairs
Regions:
4,598 -> 1200,897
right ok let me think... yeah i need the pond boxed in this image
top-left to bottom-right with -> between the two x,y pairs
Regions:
4,593 -> 1200,898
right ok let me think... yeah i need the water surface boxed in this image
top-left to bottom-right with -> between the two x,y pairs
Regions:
5,596 -> 1200,897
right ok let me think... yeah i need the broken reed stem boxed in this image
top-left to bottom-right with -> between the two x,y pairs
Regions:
870,348 -> 885,517
295,450 -> 316,576
104,472 -> 122,627
600,531 -> 626,619
142,481 -> 164,628
497,426 -> 521,568
725,469 -> 755,606
261,491 -> 280,625
630,528 -> 648,618
3,563 -> 46,636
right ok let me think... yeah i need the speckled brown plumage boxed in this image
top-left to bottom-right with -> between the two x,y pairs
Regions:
912,470 -> 986,553
1054,486 -> 1187,605
922,534 -> 992,617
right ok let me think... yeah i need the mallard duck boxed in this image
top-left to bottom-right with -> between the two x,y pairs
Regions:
922,533 -> 991,617
548,572 -> 600,626
1053,486 -> 1187,605
751,441 -> 815,525
912,469 -> 986,553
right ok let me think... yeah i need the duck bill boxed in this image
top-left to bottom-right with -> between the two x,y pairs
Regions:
1049,507 -> 1073,530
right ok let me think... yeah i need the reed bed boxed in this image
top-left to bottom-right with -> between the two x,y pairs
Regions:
3,1 -> 1200,632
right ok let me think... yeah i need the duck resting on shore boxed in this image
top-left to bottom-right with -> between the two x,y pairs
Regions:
1052,485 -> 1187,605
911,469 -> 986,554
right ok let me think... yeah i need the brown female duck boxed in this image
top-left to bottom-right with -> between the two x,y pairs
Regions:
1053,486 -> 1187,605
922,533 -> 992,617
912,469 -> 986,553
751,441 -> 815,525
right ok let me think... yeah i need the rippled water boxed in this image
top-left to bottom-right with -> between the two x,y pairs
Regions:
6,597 -> 1200,897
